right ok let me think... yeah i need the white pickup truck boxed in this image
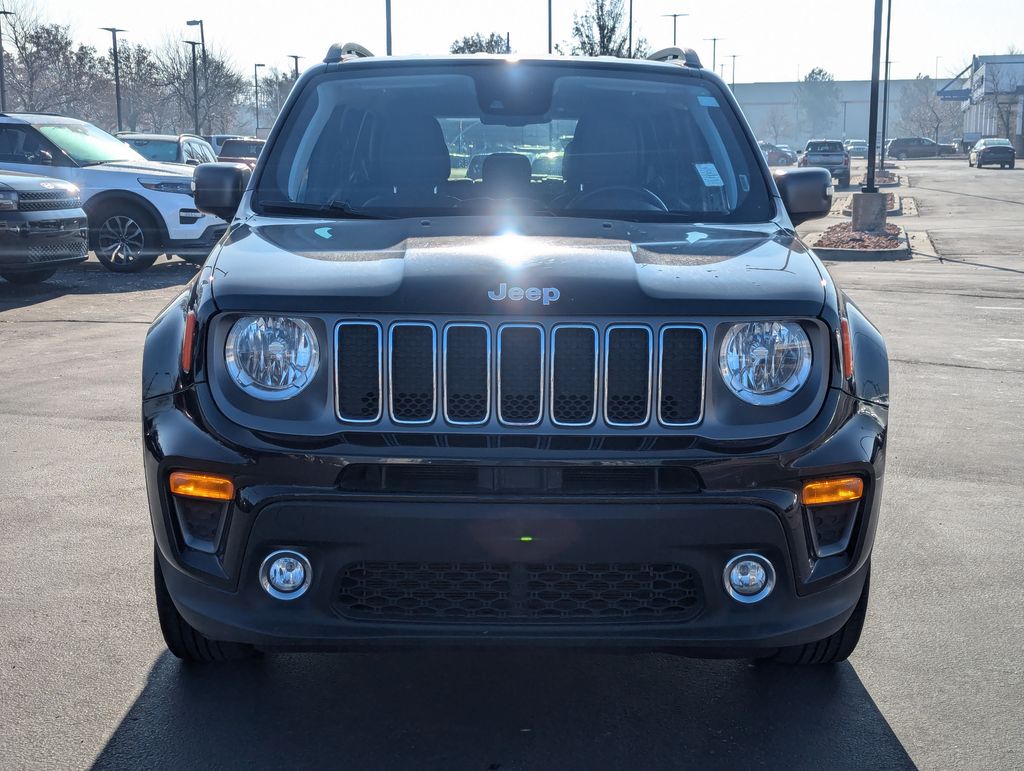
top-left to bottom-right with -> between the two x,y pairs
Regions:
798,140 -> 851,188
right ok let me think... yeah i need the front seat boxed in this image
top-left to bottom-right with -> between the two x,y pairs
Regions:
363,114 -> 459,208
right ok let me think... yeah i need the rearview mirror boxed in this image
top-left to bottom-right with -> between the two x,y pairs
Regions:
773,167 -> 833,226
193,162 -> 251,221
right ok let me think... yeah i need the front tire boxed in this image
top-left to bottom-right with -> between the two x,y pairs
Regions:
154,547 -> 259,663
771,563 -> 870,665
1,268 -> 58,284
91,203 -> 159,273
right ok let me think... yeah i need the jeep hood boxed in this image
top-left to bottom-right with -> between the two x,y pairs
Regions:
209,216 -> 826,317
84,160 -> 193,178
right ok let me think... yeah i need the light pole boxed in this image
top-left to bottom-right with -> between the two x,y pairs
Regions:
703,37 -> 722,72
101,27 -> 126,131
842,100 -> 851,139
662,13 -> 688,47
727,54 -> 739,90
184,41 -> 200,135
863,0 -> 884,194
628,0 -> 632,57
879,0 -> 893,171
0,10 -> 15,113
186,20 -> 208,133
385,0 -> 392,55
254,62 -> 265,136
935,55 -> 942,82
287,54 -> 303,80
548,0 -> 553,54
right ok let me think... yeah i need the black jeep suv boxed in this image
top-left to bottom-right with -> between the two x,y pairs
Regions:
144,46 -> 888,665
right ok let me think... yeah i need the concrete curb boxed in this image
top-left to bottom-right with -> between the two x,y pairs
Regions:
810,226 -> 911,261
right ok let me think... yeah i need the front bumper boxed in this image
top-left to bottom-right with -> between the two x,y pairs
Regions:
144,386 -> 886,653
0,211 -> 87,270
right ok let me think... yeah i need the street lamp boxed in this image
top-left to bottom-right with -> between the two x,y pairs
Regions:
101,27 -> 126,131
186,20 -> 208,132
287,55 -> 303,80
0,10 -> 14,113
727,53 -> 740,90
385,0 -> 392,56
662,13 -> 689,47
184,41 -> 201,135
254,63 -> 265,135
703,37 -> 723,72
548,0 -> 553,55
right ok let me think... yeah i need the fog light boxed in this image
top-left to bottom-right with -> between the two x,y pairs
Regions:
724,553 -> 775,603
259,550 -> 312,600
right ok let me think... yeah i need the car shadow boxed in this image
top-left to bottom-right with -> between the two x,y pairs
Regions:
0,257 -> 198,313
91,649 -> 915,770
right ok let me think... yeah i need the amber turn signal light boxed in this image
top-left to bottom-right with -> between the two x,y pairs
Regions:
840,318 -> 854,381
802,476 -> 863,506
169,471 -> 234,501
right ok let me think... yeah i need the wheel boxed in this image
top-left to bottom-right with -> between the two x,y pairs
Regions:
90,202 -> 160,273
1,268 -> 58,284
771,563 -> 870,665
1011,160 -> 1016,169
976,160 -> 983,169
1000,163 -> 1006,169
154,546 -> 260,663
837,175 -> 850,188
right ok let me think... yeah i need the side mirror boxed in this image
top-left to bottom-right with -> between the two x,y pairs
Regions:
193,162 -> 251,221
773,167 -> 833,226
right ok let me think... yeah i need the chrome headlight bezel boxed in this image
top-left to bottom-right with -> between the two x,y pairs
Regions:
719,320 -> 813,406
0,190 -> 19,211
225,315 -> 321,401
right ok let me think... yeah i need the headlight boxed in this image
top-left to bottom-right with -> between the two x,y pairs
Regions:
719,321 -> 812,405
138,178 -> 193,195
0,191 -> 18,211
225,316 -> 320,400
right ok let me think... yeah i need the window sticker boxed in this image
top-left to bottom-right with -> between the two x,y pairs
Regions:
698,95 -> 720,108
739,174 -> 750,192
695,163 -> 725,187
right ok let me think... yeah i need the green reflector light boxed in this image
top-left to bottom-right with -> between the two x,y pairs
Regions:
519,536 -> 534,542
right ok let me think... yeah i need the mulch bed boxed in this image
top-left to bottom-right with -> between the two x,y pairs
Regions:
816,222 -> 903,250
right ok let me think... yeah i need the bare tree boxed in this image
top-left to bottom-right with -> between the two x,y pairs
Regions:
762,106 -> 791,144
570,0 -> 648,58
154,39 -> 247,134
450,33 -> 509,54
897,75 -> 962,143
984,61 -> 1023,142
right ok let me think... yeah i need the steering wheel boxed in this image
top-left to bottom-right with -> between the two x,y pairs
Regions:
567,185 -> 669,211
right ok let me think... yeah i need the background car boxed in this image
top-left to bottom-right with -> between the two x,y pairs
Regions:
758,140 -> 796,166
216,138 -> 265,169
885,137 -> 958,160
117,133 -> 217,166
798,139 -> 851,187
203,134 -> 244,156
0,114 -> 225,272
0,171 -> 87,284
969,138 -> 1016,169
845,139 -> 868,158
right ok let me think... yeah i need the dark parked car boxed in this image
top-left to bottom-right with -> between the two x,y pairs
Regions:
885,136 -> 957,160
216,138 -> 265,169
117,133 -> 218,166
969,138 -> 1015,169
798,140 -> 850,187
0,171 -> 86,283
758,140 -> 796,166
148,46 -> 888,667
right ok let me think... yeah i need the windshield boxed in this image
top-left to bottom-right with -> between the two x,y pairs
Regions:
35,121 -> 143,165
221,140 -> 264,157
255,62 -> 773,223
807,141 -> 844,153
123,138 -> 179,162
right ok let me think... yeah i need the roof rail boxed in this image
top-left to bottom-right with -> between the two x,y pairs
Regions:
647,47 -> 702,69
324,42 -> 375,64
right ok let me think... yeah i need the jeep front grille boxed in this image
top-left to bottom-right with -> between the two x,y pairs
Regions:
335,320 -> 705,430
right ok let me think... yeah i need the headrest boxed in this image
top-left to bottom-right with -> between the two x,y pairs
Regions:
377,114 -> 451,185
482,152 -> 532,191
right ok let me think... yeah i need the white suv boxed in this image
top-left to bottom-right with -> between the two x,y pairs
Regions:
0,114 -> 226,272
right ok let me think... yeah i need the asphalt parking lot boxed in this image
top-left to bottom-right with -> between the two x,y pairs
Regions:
1,158 -> 1022,770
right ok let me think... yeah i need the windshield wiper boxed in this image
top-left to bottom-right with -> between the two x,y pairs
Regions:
257,199 -> 392,220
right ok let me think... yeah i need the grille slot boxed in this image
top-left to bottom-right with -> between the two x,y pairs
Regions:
443,324 -> 490,425
18,191 -> 81,212
550,325 -> 598,426
389,323 -> 436,424
336,322 -> 382,422
336,561 -> 704,623
497,324 -> 543,426
605,325 -> 652,426
658,326 -> 706,426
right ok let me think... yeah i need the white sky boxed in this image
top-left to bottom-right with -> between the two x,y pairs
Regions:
33,0 -> 1024,84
